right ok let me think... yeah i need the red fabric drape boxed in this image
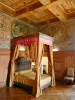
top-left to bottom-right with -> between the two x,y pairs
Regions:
14,37 -> 38,46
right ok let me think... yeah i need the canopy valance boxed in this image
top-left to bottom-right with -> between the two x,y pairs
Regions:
13,33 -> 54,46
14,36 -> 38,46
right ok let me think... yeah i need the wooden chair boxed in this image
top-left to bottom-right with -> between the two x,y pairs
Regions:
64,67 -> 74,85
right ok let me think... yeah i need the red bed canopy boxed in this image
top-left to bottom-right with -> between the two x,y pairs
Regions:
14,36 -> 38,46
13,33 -> 53,46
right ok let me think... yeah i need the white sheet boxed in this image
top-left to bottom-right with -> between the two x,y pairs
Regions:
40,74 -> 51,87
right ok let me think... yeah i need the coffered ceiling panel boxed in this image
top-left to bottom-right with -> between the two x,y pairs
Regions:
0,0 -> 36,10
0,0 -> 75,24
24,8 -> 55,23
60,0 -> 75,13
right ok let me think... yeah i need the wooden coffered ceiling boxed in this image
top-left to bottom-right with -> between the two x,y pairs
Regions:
0,0 -> 75,24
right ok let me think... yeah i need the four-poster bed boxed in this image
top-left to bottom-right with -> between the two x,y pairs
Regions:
9,32 -> 56,97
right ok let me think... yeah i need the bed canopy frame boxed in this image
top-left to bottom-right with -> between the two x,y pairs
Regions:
9,32 -> 55,97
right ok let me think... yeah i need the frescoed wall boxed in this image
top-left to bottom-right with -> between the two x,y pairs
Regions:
0,12 -> 11,49
11,21 -> 37,38
39,18 -> 75,51
1,10 -> 75,51
0,12 -> 37,49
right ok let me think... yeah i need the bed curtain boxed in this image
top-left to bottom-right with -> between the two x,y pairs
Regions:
10,44 -> 20,86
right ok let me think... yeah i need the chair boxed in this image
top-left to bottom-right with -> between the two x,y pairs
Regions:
64,67 -> 74,85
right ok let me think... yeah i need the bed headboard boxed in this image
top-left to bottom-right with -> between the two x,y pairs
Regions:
15,56 -> 31,72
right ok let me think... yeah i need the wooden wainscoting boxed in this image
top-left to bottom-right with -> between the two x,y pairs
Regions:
53,51 -> 75,81
0,49 -> 10,87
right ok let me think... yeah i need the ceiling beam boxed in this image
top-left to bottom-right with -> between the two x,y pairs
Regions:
11,17 -> 36,27
15,0 -> 38,11
38,0 -> 68,22
38,0 -> 51,5
70,0 -> 75,8
0,2 -> 15,17
16,0 -> 68,21
36,17 -> 59,25
24,14 -> 38,23
48,5 -> 68,22
0,2 -> 15,11
15,0 -> 69,22
67,11 -> 75,19
15,2 -> 42,19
